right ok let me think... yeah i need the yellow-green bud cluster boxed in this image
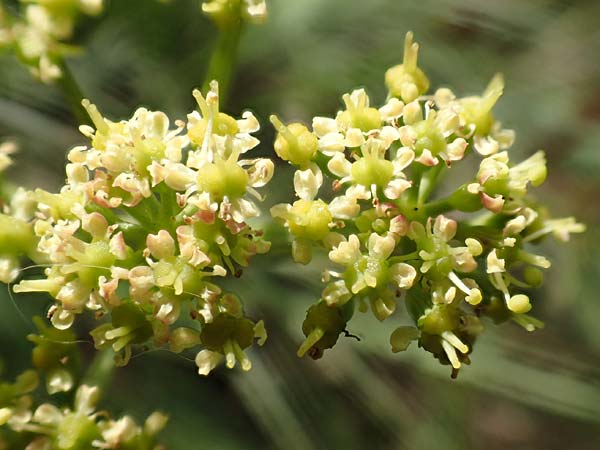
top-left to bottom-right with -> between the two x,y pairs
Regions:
0,142 -> 38,283
0,323 -> 167,449
0,381 -> 167,450
9,81 -> 273,376
0,0 -> 104,82
270,32 -> 584,376
27,316 -> 79,395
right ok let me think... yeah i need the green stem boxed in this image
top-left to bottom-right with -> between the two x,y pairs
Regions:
84,203 -> 122,224
202,23 -> 243,104
396,164 -> 424,219
56,59 -> 91,126
81,348 -> 115,397
423,198 -> 454,217
388,251 -> 420,264
417,164 -> 445,208
0,173 -> 6,205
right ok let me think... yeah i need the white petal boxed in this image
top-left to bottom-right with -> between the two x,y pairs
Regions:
328,195 -> 360,219
312,117 -> 338,137
294,167 -> 323,200
344,128 -> 365,148
195,350 -> 223,376
237,111 -> 260,133
327,152 -> 352,178
379,98 -> 404,120
318,133 -> 346,153
384,178 -> 412,199
486,249 -> 505,273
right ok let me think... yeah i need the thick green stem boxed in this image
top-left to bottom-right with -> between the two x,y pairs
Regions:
422,198 -> 454,217
202,23 -> 243,104
417,164 -> 445,208
81,348 -> 115,397
388,251 -> 420,264
56,59 -> 91,126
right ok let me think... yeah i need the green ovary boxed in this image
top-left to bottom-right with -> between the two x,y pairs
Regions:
133,137 -> 166,175
188,113 -> 239,146
346,255 -> 387,290
77,241 -> 114,287
200,314 -> 255,351
288,199 -> 332,241
418,304 -> 459,336
459,98 -> 495,135
338,108 -> 382,133
351,157 -> 393,188
56,413 -> 99,450
196,160 -> 248,200
273,123 -> 318,167
413,121 -> 446,156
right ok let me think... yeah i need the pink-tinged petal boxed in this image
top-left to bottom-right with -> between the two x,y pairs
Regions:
109,231 -> 128,260
480,192 -> 504,213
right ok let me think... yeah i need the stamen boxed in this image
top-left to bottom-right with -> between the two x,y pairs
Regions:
441,331 -> 468,354
81,99 -> 109,134
342,93 -> 357,116
223,340 -> 236,368
105,326 -> 131,340
441,339 -> 461,369
522,226 -> 551,243
192,89 -> 211,120
448,271 -> 471,296
517,250 -> 551,269
232,340 -> 252,371
297,327 -> 324,357
112,334 -> 133,352
403,32 -> 418,71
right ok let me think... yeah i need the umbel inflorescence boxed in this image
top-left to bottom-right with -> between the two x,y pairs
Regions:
270,32 -> 584,375
3,81 -> 272,377
0,32 -> 584,382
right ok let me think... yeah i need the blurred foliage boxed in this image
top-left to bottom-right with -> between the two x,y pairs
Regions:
1,0 -> 600,449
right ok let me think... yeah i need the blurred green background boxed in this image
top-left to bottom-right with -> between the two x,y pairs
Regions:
1,0 -> 600,448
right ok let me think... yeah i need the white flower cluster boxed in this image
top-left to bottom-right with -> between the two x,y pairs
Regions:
11,81 -> 272,375
270,32 -> 584,375
0,382 -> 167,450
0,0 -> 103,82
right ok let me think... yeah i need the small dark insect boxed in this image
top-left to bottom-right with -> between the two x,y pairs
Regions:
343,329 -> 361,342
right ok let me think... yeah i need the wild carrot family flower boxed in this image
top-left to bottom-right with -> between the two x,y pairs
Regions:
2,383 -> 167,449
270,32 -> 584,375
0,25 -> 584,379
0,328 -> 167,449
8,81 -> 273,375
0,142 -> 37,283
